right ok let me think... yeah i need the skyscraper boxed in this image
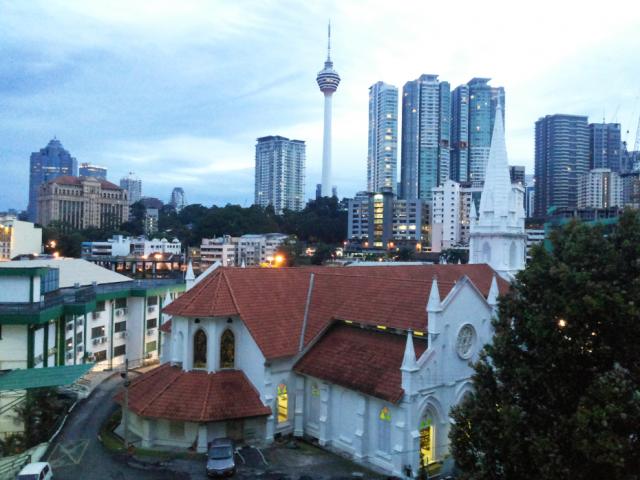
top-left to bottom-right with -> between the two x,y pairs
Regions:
254,136 -> 305,214
120,173 -> 142,205
589,122 -> 621,172
400,74 -> 451,200
534,114 -> 590,217
316,23 -> 340,197
169,187 -> 186,211
509,166 -> 525,186
27,138 -> 78,222
450,84 -> 469,182
79,163 -> 107,179
367,82 -> 398,193
467,78 -> 505,187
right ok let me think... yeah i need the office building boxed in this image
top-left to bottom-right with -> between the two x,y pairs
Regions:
368,82 -> 398,193
620,142 -> 639,173
525,175 -> 536,218
525,226 -> 545,261
400,74 -> 451,200
0,217 -> 42,261
79,163 -> 107,180
316,24 -> 341,197
534,114 -> 590,217
254,136 -> 306,214
509,166 -> 525,186
590,123 -> 621,171
431,180 -> 481,252
145,208 -> 159,235
169,187 -> 186,211
577,168 -> 623,208
347,189 -> 429,249
37,176 -> 129,230
27,138 -> 78,222
120,173 -> 142,205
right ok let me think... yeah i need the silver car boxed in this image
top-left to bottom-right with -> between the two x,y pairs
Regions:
206,438 -> 236,477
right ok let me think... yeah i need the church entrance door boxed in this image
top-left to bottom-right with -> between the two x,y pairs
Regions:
419,418 -> 435,468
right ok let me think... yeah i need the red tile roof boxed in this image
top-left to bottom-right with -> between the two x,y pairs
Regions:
164,264 -> 508,360
294,323 -> 428,403
114,364 -> 271,422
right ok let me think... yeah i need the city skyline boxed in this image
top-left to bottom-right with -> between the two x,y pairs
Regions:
2,1 -> 640,211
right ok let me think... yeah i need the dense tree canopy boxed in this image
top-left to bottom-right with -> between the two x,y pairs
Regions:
42,197 -> 347,257
450,210 -> 640,480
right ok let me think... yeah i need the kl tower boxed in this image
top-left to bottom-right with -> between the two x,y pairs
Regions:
316,23 -> 340,197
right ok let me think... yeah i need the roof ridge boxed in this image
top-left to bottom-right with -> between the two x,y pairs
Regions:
138,366 -> 183,416
221,270 -> 242,315
199,371 -> 215,422
312,270 -> 458,285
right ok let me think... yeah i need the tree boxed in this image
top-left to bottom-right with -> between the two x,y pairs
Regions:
311,243 -> 335,265
450,210 -> 640,480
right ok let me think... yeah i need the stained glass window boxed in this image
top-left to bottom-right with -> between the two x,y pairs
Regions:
220,329 -> 235,368
378,406 -> 392,452
193,329 -> 207,369
277,383 -> 288,423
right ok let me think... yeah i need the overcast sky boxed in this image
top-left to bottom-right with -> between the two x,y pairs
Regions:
2,0 -> 640,211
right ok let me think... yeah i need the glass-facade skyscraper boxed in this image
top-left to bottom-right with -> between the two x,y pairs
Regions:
450,84 -> 469,183
400,74 -> 450,200
254,136 -> 305,214
367,82 -> 398,193
534,114 -> 590,217
589,122 -> 621,172
27,138 -> 77,222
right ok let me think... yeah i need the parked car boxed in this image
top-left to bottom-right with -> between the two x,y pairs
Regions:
16,462 -> 54,480
206,438 -> 236,477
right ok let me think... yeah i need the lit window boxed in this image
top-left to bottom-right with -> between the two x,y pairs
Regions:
419,418 -> 435,467
277,383 -> 288,423
378,406 -> 392,452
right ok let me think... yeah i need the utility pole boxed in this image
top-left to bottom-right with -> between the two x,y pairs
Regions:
120,358 -> 131,451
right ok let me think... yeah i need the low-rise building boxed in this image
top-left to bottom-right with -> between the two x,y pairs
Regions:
525,227 -> 545,261
200,236 -> 238,268
81,236 -> 182,258
37,176 -> 129,230
0,217 -> 42,261
0,258 -> 184,438
200,234 -> 288,267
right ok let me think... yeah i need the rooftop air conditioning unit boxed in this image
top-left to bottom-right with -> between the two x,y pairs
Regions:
101,337 -> 107,344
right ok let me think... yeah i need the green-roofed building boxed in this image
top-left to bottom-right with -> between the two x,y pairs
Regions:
0,258 -> 184,438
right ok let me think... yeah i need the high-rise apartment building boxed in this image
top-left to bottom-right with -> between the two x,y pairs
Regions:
38,176 -> 129,230
79,163 -> 107,180
254,136 -> 305,214
465,78 -> 504,187
534,114 -> 590,217
577,168 -> 623,208
169,187 -> 186,212
400,74 -> 451,200
589,123 -> 621,172
431,180 -> 481,252
450,85 -> 469,182
28,138 -> 78,222
120,173 -> 142,205
367,82 -> 398,193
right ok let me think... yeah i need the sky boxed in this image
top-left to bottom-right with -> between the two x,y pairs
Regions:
2,0 -> 640,211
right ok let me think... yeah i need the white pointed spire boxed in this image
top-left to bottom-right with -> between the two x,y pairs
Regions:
487,275 -> 499,306
185,260 -> 195,291
401,331 -> 418,372
478,101 -> 511,220
427,277 -> 442,312
241,258 -> 246,268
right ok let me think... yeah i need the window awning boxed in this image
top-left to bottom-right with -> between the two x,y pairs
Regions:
0,364 -> 94,391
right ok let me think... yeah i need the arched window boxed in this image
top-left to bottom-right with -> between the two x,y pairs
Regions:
482,242 -> 491,263
220,330 -> 235,368
378,406 -> 392,453
277,383 -> 288,424
193,329 -> 207,369
509,241 -> 517,268
419,417 -> 435,468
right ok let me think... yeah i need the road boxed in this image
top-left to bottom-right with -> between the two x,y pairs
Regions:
47,373 -> 186,480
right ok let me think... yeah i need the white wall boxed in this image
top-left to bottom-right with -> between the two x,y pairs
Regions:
0,325 -> 28,370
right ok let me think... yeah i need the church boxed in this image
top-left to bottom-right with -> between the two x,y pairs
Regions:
114,105 -> 526,478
